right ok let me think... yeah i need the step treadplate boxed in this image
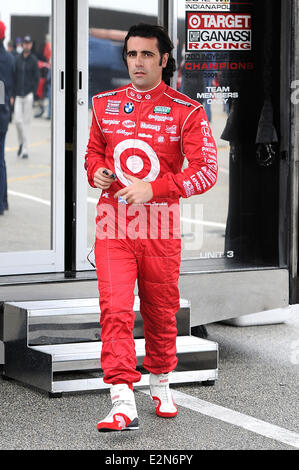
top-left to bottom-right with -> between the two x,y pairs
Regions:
30,336 -> 217,362
7,298 -> 190,317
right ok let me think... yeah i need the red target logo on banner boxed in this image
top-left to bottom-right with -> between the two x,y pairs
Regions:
188,14 -> 201,29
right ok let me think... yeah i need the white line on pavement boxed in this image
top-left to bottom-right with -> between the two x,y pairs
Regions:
140,390 -> 299,449
181,217 -> 226,229
88,197 -> 98,204
219,167 -> 229,175
8,190 -> 50,206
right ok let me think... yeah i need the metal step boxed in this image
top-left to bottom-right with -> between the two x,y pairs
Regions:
9,298 -> 191,345
3,297 -> 218,395
51,370 -> 218,394
31,336 -> 217,372
40,335 -> 217,393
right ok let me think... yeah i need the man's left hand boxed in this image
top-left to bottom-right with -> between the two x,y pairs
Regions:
114,173 -> 153,204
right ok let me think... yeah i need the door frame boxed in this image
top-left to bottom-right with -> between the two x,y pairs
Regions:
75,0 -> 90,271
0,0 -> 66,275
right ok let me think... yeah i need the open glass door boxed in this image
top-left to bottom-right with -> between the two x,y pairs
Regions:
0,0 -> 65,275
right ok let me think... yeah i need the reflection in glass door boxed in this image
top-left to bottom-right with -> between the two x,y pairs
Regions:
176,0 -> 229,261
0,0 -> 65,275
77,1 -> 281,271
176,0 -> 281,268
76,0 -> 159,270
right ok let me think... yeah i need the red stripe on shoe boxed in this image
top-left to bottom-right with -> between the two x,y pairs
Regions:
97,413 -> 131,432
152,396 -> 178,418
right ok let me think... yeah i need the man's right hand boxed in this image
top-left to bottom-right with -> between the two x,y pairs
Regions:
93,168 -> 115,189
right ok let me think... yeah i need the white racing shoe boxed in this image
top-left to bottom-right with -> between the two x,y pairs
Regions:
149,372 -> 178,418
97,384 -> 139,432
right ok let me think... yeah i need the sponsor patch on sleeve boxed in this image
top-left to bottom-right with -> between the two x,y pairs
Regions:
172,98 -> 192,107
183,180 -> 195,196
96,91 -> 117,99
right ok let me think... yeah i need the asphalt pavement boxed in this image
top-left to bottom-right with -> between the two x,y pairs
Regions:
0,310 -> 298,451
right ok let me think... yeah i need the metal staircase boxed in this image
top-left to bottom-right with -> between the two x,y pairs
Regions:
3,298 -> 218,396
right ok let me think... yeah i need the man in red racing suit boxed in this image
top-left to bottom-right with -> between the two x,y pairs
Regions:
85,24 -> 218,433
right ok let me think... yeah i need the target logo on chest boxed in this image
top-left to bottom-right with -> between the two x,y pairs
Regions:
113,139 -> 160,186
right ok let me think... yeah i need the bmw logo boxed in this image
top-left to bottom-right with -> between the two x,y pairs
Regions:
124,102 -> 134,114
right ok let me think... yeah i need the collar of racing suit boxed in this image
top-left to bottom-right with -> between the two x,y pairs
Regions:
126,80 -> 167,103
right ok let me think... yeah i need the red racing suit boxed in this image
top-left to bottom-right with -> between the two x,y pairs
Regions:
85,80 -> 218,386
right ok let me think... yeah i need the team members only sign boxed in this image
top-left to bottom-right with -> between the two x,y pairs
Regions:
186,12 -> 252,51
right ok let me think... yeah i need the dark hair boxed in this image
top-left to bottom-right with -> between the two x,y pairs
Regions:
122,23 -> 176,82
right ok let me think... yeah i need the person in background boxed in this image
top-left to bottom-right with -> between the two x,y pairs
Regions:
15,37 -> 23,55
7,40 -> 18,60
34,35 -> 51,119
44,34 -> 52,120
7,41 -> 13,55
12,35 -> 39,159
0,21 -> 14,215
46,67 -> 51,120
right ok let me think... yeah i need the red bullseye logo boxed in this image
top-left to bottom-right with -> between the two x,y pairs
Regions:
113,139 -> 160,186
189,14 -> 201,29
